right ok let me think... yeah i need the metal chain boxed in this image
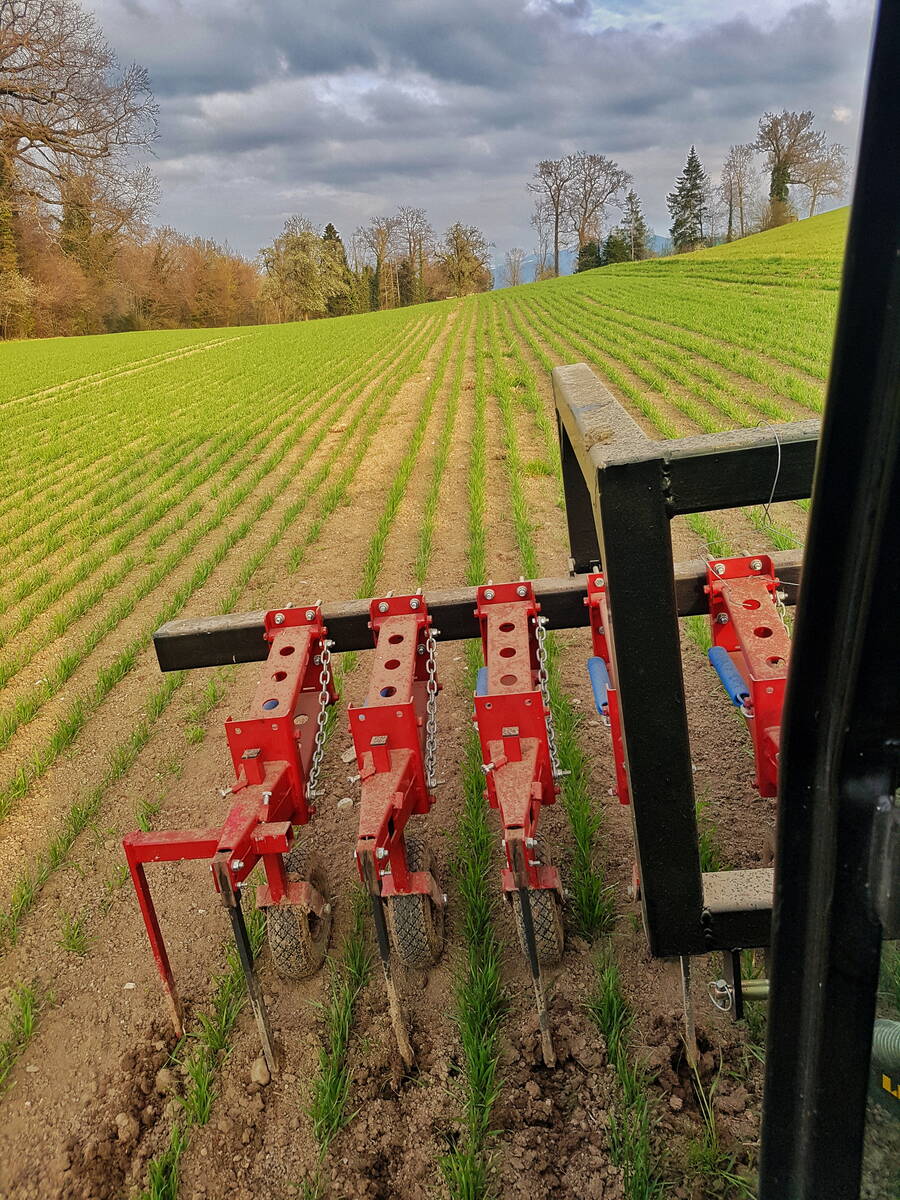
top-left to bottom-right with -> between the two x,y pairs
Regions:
424,625 -> 439,789
534,615 -> 563,779
306,637 -> 333,798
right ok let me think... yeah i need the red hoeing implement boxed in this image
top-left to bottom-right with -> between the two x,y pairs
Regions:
350,592 -> 445,1065
123,605 -> 337,1072
473,581 -> 564,1065
705,555 -> 791,799
585,572 -> 631,806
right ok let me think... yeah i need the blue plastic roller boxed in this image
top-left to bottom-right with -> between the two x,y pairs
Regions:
708,646 -> 750,708
475,666 -> 489,697
586,656 -> 610,715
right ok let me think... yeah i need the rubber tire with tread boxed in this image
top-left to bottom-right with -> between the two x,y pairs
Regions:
266,847 -> 332,980
385,837 -> 444,969
511,842 -> 564,967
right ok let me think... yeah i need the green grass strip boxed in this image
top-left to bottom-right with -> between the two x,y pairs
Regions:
0,982 -> 45,1096
586,952 -> 662,1200
442,304 -> 506,1199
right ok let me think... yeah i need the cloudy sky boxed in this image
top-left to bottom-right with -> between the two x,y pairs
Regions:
91,0 -> 876,268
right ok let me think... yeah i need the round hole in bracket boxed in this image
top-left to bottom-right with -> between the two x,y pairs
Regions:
500,673 -> 517,686
234,727 -> 242,735
767,655 -> 785,667
388,633 -> 404,644
279,645 -> 295,656
396,710 -> 404,718
380,686 -> 397,698
273,670 -> 287,681
499,646 -> 516,658
524,698 -> 532,706
262,698 -> 279,710
754,626 -> 774,638
485,702 -> 492,710
742,598 -> 761,610
385,658 -> 401,670
499,621 -> 515,633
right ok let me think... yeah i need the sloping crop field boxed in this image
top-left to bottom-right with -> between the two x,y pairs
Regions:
1,208 -> 884,1200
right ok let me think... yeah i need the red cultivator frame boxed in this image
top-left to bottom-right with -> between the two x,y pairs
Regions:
124,606 -> 336,1072
705,554 -> 791,801
350,592 -> 445,1065
473,582 -> 564,1065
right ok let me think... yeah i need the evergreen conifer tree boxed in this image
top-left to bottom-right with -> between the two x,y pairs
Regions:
575,241 -> 601,272
667,146 -> 709,253
599,230 -> 629,266
619,190 -> 651,261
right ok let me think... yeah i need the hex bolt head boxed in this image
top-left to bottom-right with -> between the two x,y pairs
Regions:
409,598 -> 420,610
516,585 -> 528,598
314,654 -> 321,665
749,559 -> 763,571
232,859 -> 244,871
375,847 -> 389,860
305,608 -> 316,620
417,644 -> 426,655
274,613 -> 286,625
377,601 -> 390,613
716,613 -> 729,624
713,563 -> 726,576
484,588 -> 495,600
262,791 -> 272,805
525,837 -> 537,848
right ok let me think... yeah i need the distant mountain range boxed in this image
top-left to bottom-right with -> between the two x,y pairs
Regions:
492,234 -> 672,288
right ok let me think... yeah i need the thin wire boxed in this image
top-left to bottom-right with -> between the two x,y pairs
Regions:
756,421 -> 783,523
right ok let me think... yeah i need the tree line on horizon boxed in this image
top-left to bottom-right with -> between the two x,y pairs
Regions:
0,0 -> 850,340
516,111 -> 848,283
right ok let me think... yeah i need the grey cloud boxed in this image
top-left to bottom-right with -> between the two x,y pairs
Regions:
91,0 -> 875,261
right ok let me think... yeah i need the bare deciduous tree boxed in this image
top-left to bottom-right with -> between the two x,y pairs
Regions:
356,214 -> 401,308
396,204 -> 433,302
564,151 -> 631,249
527,157 -> 573,276
0,0 -> 158,202
719,144 -> 759,240
530,198 -> 553,280
503,247 -> 526,288
792,143 -> 849,217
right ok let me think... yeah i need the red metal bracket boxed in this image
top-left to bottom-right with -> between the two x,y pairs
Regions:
351,594 -> 442,907
706,556 -> 791,798
585,572 -> 631,806
123,605 -> 336,1036
473,582 -> 561,895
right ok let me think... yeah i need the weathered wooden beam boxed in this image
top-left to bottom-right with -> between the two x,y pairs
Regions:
152,551 -> 803,672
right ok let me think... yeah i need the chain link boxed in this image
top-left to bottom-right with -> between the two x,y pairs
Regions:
424,625 -> 439,789
306,637 -> 333,798
534,615 -> 563,779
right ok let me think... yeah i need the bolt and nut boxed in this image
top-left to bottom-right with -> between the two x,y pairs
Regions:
274,613 -> 286,625
375,847 -> 389,860
516,585 -> 528,598
525,837 -> 537,848
417,644 -> 426,655
750,559 -> 763,571
713,563 -> 726,576
484,588 -> 495,600
716,613 -> 729,624
377,601 -> 390,613
262,791 -> 272,805
410,598 -> 420,610
232,859 -> 244,871
305,608 -> 316,620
